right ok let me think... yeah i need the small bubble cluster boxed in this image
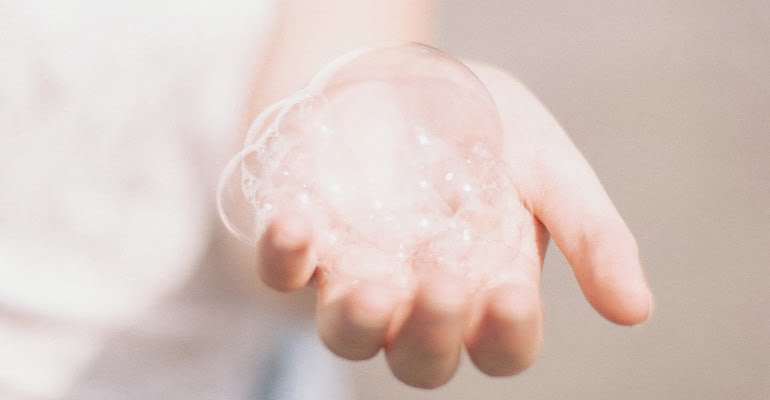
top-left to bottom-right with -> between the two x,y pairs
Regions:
218,44 -> 528,289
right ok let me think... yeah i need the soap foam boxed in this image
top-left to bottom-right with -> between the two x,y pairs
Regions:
218,44 -> 528,291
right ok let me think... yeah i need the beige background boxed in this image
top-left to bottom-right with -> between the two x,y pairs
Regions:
353,1 -> 770,399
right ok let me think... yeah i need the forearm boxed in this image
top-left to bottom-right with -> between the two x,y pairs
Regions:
245,0 -> 434,124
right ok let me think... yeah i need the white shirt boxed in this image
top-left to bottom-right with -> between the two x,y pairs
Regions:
0,2 -> 352,399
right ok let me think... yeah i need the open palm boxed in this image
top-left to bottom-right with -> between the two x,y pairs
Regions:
255,61 -> 652,388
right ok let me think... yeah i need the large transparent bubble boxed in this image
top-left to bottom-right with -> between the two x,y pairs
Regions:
218,44 -> 528,290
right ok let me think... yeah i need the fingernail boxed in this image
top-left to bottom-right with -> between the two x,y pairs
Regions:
636,291 -> 655,327
646,292 -> 655,321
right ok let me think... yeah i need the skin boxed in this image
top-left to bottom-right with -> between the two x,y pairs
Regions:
245,0 -> 434,119
225,0 -> 433,309
245,0 -> 652,390
254,63 -> 653,388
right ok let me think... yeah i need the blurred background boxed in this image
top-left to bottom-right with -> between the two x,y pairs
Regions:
352,1 -> 769,399
2,1 -> 767,399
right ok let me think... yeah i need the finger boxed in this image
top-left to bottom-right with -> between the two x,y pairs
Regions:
465,62 -> 652,325
467,63 -> 652,325
316,280 -> 400,360
257,214 -> 316,291
384,276 -> 466,389
532,130 -> 652,325
465,283 -> 543,376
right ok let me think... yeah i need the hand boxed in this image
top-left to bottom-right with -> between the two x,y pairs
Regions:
255,62 -> 653,388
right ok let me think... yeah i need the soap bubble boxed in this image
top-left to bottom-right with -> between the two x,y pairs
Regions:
218,43 -> 528,290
